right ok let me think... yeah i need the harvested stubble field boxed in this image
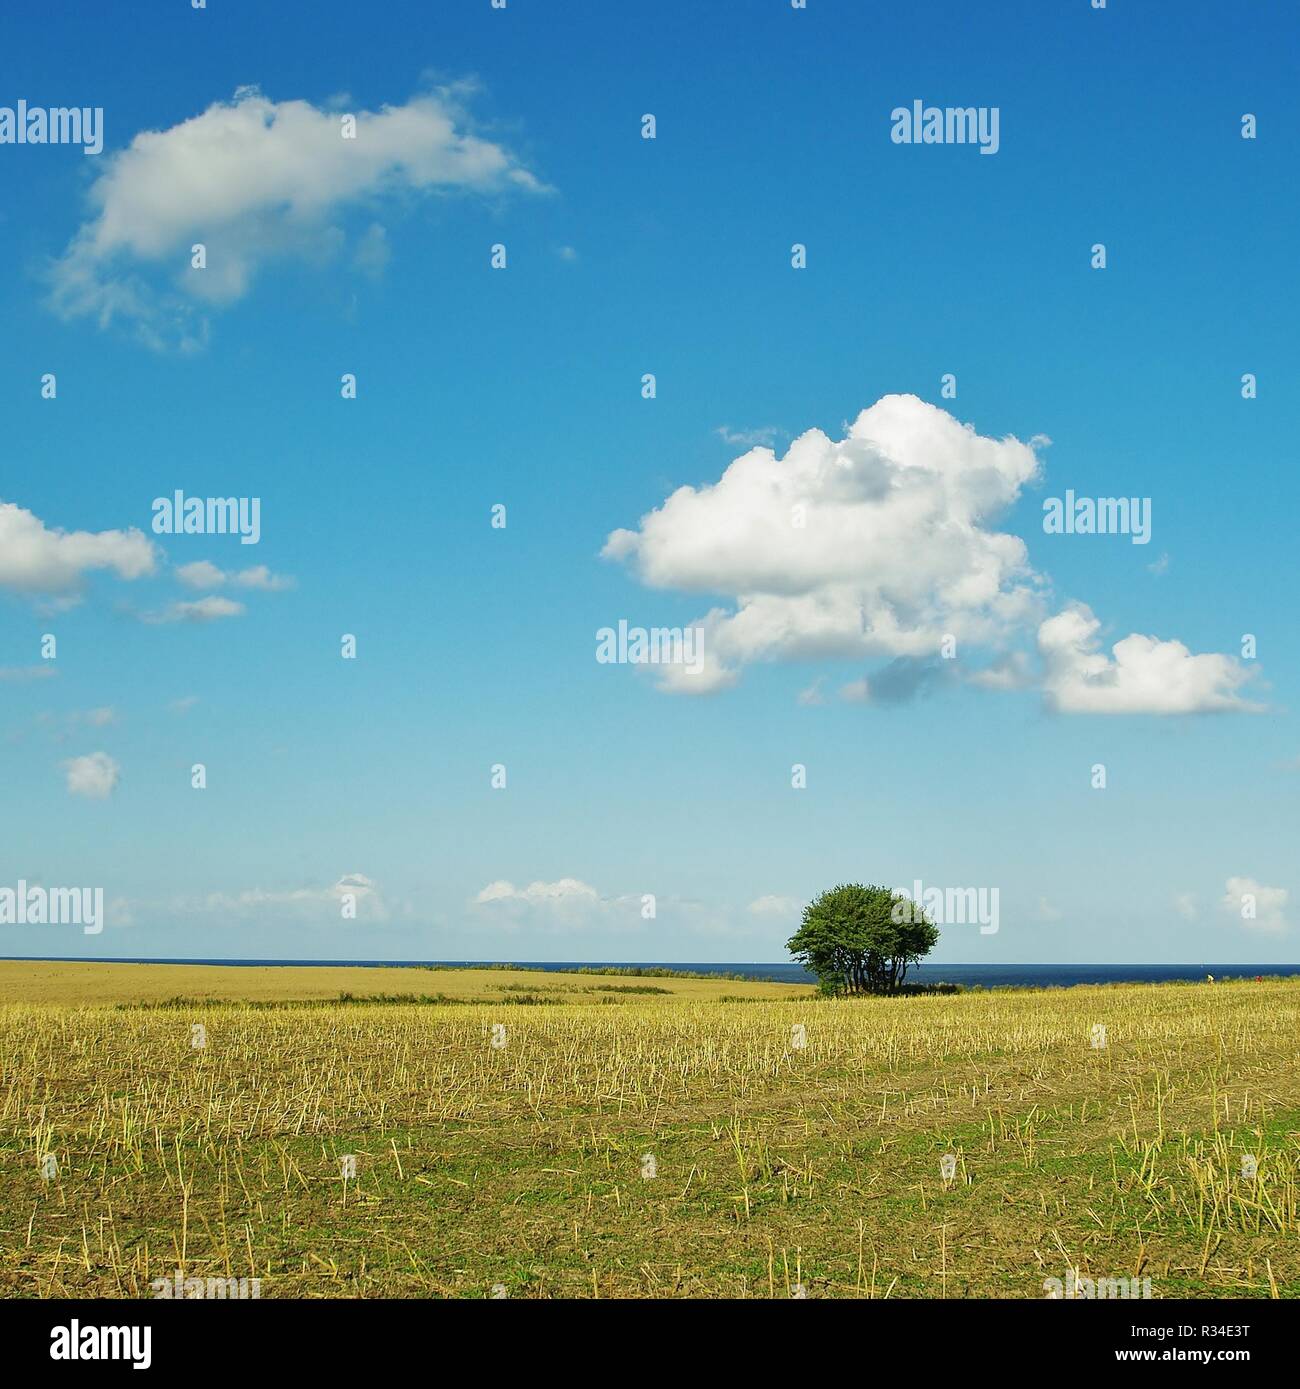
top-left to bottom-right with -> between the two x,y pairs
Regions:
0,962 -> 1297,1299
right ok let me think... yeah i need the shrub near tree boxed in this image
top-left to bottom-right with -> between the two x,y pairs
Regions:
786,883 -> 939,995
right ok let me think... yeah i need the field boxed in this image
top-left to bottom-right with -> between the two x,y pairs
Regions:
1,962 -> 1297,1299
0,959 -> 800,1007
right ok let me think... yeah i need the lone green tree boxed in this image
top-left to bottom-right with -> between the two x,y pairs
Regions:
786,884 -> 939,995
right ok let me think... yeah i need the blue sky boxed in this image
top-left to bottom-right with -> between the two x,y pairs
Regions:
1,0 -> 1296,964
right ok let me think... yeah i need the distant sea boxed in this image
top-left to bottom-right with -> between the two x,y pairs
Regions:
7,958 -> 1300,989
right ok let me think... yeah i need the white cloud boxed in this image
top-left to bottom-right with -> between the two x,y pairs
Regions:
49,85 -> 542,347
144,596 -> 246,624
475,878 -> 599,907
1220,877 -> 1288,933
174,560 -> 225,589
169,695 -> 200,714
34,594 -> 85,617
0,666 -> 57,683
605,397 -> 1259,717
715,424 -> 782,449
330,873 -> 385,918
353,222 -> 391,277
605,396 -> 1045,693
0,501 -> 156,595
1173,892 -> 1198,920
747,895 -> 800,918
1039,603 -> 1261,715
649,644 -> 737,696
232,565 -> 294,591
968,650 -> 1035,691
176,561 -> 294,591
157,872 -> 389,923
470,877 -> 652,933
63,751 -> 120,799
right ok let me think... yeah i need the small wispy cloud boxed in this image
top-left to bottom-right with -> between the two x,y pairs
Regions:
470,877 -> 648,933
63,751 -> 120,799
143,596 -> 246,624
714,425 -> 782,449
129,872 -> 390,924
968,651 -> 1035,691
747,895 -> 799,918
353,222 -> 390,278
176,561 -> 294,592
475,877 -> 599,907
0,666 -> 56,683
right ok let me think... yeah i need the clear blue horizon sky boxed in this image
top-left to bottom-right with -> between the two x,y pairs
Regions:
1,0 -> 1296,964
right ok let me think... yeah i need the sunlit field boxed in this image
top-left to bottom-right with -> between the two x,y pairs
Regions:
0,960 -> 802,1007
1,964 -> 1297,1298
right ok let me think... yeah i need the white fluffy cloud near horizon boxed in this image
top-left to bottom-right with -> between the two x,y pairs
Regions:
48,84 -> 542,348
475,878 -> 601,907
747,895 -> 800,918
471,878 -> 656,934
603,395 -> 1257,714
1221,877 -> 1289,934
120,873 -> 391,925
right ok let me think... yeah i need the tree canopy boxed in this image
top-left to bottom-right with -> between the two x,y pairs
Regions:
786,883 -> 939,995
